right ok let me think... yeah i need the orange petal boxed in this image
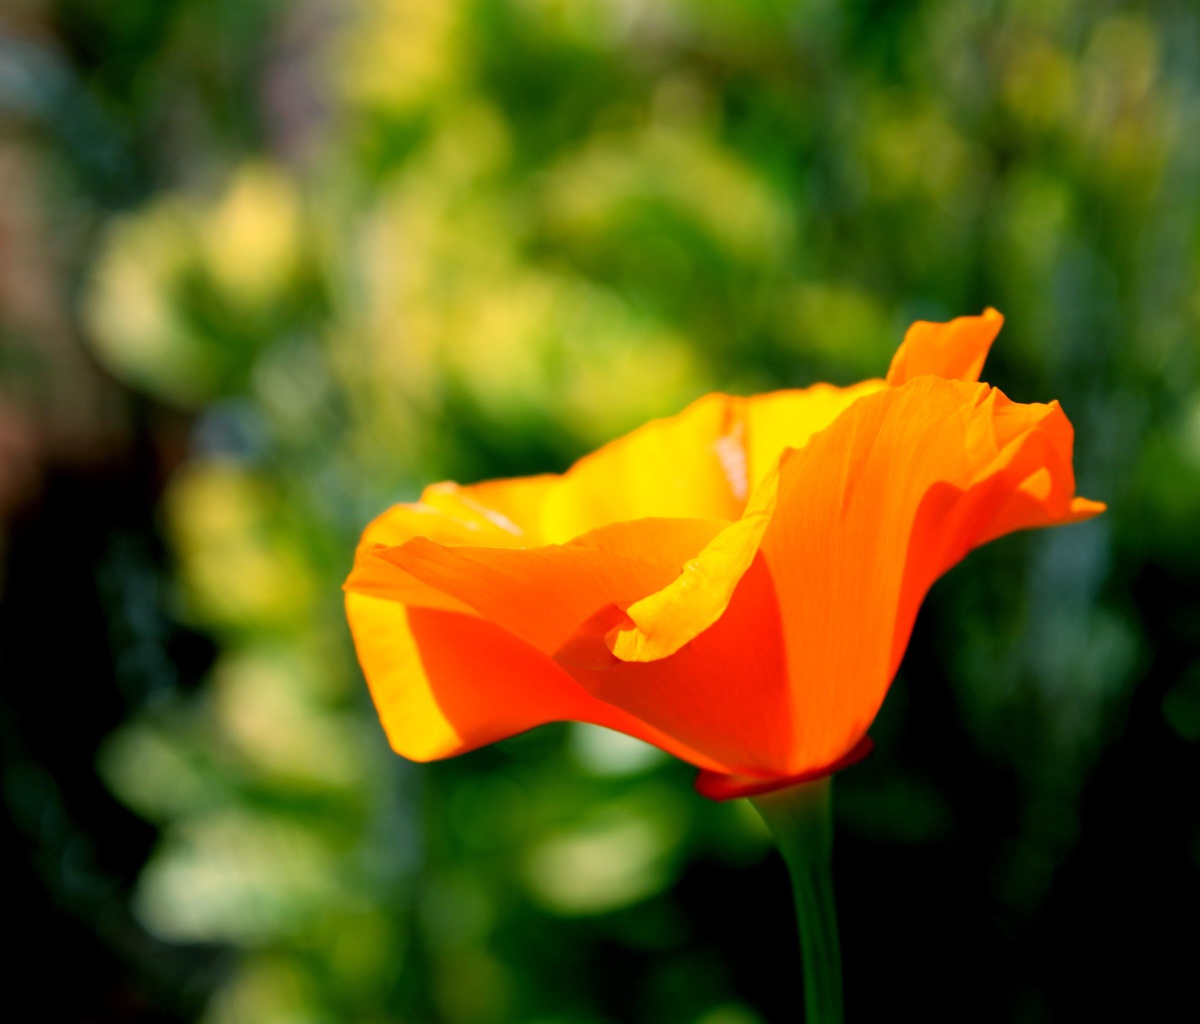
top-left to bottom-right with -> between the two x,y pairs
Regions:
377,517 -> 728,654
886,308 -> 1004,386
343,488 -> 530,614
884,392 -> 1104,678
743,380 -> 886,490
555,552 -> 793,777
352,375 -> 894,658
606,380 -> 888,663
606,472 -> 777,663
760,376 -> 1102,777
345,592 -> 734,770
343,549 -> 476,614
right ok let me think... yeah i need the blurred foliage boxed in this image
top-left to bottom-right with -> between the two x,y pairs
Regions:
4,0 -> 1200,1021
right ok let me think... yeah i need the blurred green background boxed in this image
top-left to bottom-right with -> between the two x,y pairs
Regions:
1,0 -> 1196,1020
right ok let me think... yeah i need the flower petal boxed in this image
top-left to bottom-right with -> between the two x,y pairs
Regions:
885,308 -> 1004,386
605,474 -> 777,662
426,475 -> 562,543
760,376 -> 1103,776
539,393 -> 746,542
606,380 -> 887,663
343,486 -> 535,614
743,380 -> 886,490
361,393 -> 751,559
375,517 -> 728,654
343,550 -> 476,614
554,552 -> 793,776
345,592 -> 733,770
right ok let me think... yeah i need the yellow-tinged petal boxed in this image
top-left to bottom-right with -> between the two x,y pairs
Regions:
344,592 -> 734,771
742,379 -> 886,490
606,472 -> 778,662
606,379 -> 889,663
377,517 -> 728,654
344,486 -> 536,614
539,393 -> 746,542
345,593 -> 472,760
886,308 -> 1004,386
424,475 -> 561,543
358,393 -> 747,561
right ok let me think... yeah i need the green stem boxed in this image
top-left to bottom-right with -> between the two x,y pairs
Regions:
751,778 -> 843,1024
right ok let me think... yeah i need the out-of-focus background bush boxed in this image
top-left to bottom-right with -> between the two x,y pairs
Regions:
1,0 -> 1197,1020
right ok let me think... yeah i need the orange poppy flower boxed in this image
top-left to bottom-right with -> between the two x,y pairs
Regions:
345,309 -> 1104,800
